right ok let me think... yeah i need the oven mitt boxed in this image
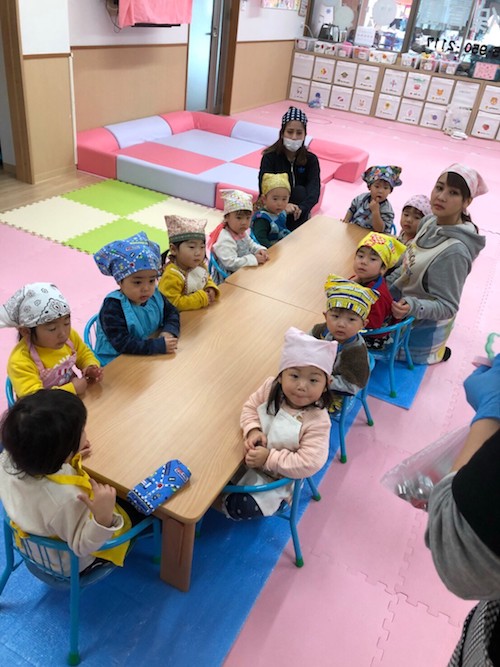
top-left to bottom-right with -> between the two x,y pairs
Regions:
127,459 -> 191,515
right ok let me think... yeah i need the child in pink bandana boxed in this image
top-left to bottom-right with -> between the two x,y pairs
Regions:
208,189 -> 269,283
343,165 -> 402,234
398,194 -> 432,245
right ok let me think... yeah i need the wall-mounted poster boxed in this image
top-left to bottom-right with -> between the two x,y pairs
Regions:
261,0 -> 299,8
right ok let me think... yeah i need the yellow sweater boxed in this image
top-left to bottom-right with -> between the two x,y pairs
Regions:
158,262 -> 220,311
7,329 -> 99,398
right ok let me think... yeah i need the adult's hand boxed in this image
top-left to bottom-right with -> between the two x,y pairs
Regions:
464,354 -> 500,423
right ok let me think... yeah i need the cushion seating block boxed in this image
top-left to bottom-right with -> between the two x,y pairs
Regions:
76,127 -> 120,179
199,162 -> 260,192
117,142 -> 224,174
231,120 -> 278,146
231,148 -> 265,169
117,155 -> 216,207
158,130 -> 263,162
318,158 -> 342,184
308,138 -> 368,183
192,111 -> 237,136
105,116 -> 172,149
160,111 -> 196,134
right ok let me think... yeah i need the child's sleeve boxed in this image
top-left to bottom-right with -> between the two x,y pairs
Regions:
252,213 -> 273,248
330,344 -> 370,396
160,294 -> 180,337
263,410 -> 330,478
158,264 -> 209,311
213,233 -> 259,271
99,297 -> 168,356
366,281 -> 394,329
49,494 -> 124,558
380,202 -> 395,233
72,329 -> 100,369
7,344 -> 45,398
240,377 -> 274,437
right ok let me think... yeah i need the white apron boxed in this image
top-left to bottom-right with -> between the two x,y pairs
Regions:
234,403 -> 303,516
185,266 -> 209,294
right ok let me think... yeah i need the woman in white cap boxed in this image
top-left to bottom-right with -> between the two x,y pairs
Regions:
259,106 -> 321,231
387,163 -> 487,364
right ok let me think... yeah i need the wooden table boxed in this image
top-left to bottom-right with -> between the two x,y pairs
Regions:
83,283 -> 318,591
226,216 -> 367,314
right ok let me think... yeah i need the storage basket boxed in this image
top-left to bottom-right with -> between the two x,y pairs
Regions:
401,53 -> 421,68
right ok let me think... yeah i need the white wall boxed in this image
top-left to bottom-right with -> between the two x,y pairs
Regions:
0,27 -> 15,165
18,0 -> 70,55
237,0 -> 304,41
68,0 -> 188,46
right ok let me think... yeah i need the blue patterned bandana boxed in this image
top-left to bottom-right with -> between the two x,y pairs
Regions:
94,232 -> 161,282
281,106 -> 308,130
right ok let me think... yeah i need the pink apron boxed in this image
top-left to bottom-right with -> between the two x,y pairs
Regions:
29,339 -> 78,389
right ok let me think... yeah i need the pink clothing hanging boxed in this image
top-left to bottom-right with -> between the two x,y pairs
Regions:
118,0 -> 193,27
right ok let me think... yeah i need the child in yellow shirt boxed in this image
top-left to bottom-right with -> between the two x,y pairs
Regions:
159,215 -> 219,311
1,283 -> 102,398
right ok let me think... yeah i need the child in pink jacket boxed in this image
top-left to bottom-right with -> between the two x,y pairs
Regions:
222,327 -> 336,519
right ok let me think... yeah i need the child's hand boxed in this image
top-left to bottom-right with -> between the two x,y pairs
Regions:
161,332 -> 178,353
368,198 -> 380,213
245,428 -> 268,450
255,250 -> 269,265
83,365 -> 103,383
72,376 -> 88,395
204,287 -> 217,304
79,436 -> 92,458
245,446 -> 270,468
78,479 -> 116,528
392,299 -> 411,319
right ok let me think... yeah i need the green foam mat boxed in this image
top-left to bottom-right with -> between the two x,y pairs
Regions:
62,179 -> 169,216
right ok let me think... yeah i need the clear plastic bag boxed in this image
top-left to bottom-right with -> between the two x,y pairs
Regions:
380,425 -> 468,511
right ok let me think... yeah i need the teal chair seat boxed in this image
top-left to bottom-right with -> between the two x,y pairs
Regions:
83,313 -> 99,353
0,512 -> 160,665
208,252 -> 229,285
5,377 -> 15,408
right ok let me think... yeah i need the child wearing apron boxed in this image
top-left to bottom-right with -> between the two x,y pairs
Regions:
0,390 -> 130,576
223,327 -> 336,519
1,282 -> 102,399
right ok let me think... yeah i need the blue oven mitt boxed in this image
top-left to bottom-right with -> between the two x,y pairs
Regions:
127,459 -> 191,515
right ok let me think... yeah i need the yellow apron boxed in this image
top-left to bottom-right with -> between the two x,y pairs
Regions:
43,454 -> 132,566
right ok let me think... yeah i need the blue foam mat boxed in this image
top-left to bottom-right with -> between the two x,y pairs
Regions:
367,359 -> 427,409
0,405 -> 361,666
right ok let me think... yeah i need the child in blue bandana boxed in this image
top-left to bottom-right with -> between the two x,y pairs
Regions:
94,232 -> 180,365
343,165 -> 402,234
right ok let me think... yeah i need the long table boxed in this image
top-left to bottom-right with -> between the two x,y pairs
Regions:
82,216 -> 365,591
225,216 -> 367,314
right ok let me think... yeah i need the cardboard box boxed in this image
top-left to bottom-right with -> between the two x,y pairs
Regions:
403,72 -> 431,100
355,64 -> 379,91
291,52 -> 315,79
289,77 -> 311,103
426,77 -> 454,105
479,85 -> 500,114
333,61 -> 358,87
350,89 -> 374,115
397,99 -> 424,124
312,57 -> 336,83
375,93 -> 401,120
381,69 -> 407,96
309,81 -> 331,107
420,103 -> 446,129
471,111 -> 500,139
328,86 -> 353,111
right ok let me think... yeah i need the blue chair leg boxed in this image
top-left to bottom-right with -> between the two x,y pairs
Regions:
0,521 -> 14,596
338,406 -> 348,464
361,388 -> 374,427
289,481 -> 304,568
68,556 -> 81,666
306,477 -> 321,501
404,335 -> 414,370
388,356 -> 397,398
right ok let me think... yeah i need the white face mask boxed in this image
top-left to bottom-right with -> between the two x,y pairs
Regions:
283,138 -> 303,153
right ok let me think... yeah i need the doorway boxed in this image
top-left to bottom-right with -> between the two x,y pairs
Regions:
185,0 -> 239,114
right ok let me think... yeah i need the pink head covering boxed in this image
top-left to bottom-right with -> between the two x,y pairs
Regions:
403,194 -> 432,218
278,327 -> 337,376
443,164 -> 488,198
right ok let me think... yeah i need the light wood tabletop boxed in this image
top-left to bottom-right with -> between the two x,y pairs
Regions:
82,283 -> 318,590
225,216 -> 367,314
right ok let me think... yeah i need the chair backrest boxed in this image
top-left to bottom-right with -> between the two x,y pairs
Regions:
5,377 -> 15,408
390,222 -> 397,235
83,314 -> 99,353
361,316 -> 415,351
208,253 -> 229,285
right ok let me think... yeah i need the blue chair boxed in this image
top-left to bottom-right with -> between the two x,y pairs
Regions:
330,353 -> 375,464
389,222 -> 397,235
199,476 -> 320,567
0,512 -> 160,665
5,377 -> 15,408
83,314 -> 98,353
360,316 -> 415,398
208,252 -> 229,285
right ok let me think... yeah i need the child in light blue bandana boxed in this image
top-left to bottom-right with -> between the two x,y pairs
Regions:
94,232 -> 180,365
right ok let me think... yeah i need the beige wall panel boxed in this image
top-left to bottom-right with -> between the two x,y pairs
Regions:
230,41 -> 294,114
23,56 -> 75,182
72,45 -> 187,131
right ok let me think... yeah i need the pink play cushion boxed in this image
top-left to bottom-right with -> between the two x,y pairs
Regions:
118,143 -> 224,174
160,111 -> 196,134
318,158 -> 341,184
77,127 -> 120,179
193,111 -> 237,136
232,149 -> 265,169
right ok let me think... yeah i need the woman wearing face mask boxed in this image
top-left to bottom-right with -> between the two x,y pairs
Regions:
259,107 -> 321,231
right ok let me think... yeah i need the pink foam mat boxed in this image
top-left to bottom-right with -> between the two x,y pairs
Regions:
118,142 -> 224,174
